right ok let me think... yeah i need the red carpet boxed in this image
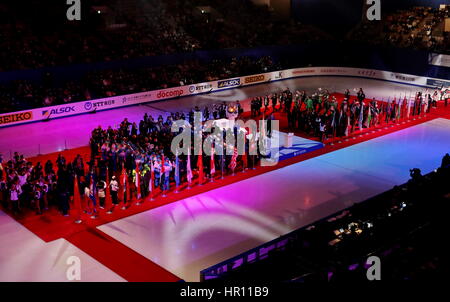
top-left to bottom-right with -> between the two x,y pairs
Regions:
66,227 -> 180,282
4,100 -> 450,282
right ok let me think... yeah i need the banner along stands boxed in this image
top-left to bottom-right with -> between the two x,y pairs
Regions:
1,66 -> 448,128
0,110 -> 34,126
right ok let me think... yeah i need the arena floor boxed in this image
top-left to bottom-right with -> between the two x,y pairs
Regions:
0,77 -> 448,282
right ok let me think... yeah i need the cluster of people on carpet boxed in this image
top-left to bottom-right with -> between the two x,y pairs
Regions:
0,102 -> 263,218
250,87 -> 449,142
0,152 -> 66,215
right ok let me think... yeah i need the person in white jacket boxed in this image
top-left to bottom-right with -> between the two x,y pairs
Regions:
107,176 -> 119,214
10,180 -> 22,214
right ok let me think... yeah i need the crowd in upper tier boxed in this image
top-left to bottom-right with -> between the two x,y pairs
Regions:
0,0 -> 328,72
1,1 -> 446,73
0,56 -> 280,114
349,6 -> 449,53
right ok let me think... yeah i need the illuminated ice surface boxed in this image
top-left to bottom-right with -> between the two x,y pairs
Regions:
99,118 -> 450,281
0,211 -> 125,282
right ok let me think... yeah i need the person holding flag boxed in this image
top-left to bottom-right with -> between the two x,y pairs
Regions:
395,97 -> 402,122
84,176 -> 98,219
441,86 -> 449,107
174,153 -> 180,192
107,175 -> 119,214
148,159 -> 155,200
73,175 -> 83,224
141,164 -> 150,198
135,163 -> 142,205
120,168 -> 128,210
358,100 -> 365,130
154,156 -> 161,188
162,156 -> 172,196
187,150 -> 193,188
96,177 -> 107,209
160,154 -> 166,196
364,101 -> 372,129
197,152 -> 204,185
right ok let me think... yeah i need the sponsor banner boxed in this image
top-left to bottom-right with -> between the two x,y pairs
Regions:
0,91 -> 154,127
120,92 -> 153,105
41,106 -> 76,118
244,74 -> 265,84
0,111 -> 33,125
156,88 -> 186,99
291,68 -> 316,76
188,83 -> 213,94
217,78 -> 241,89
83,99 -> 116,111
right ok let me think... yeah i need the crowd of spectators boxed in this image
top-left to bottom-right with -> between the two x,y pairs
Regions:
349,6 -> 449,53
0,56 -> 280,114
0,1 -> 199,71
0,0 -> 328,73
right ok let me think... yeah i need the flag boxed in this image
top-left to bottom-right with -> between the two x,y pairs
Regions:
358,102 -> 364,129
175,153 -> 180,187
197,153 -> 204,184
406,97 -> 411,118
73,175 -> 82,223
260,116 -> 267,154
187,151 -> 193,184
330,110 -> 337,130
402,96 -> 407,119
89,176 -> 97,213
229,147 -> 238,171
365,106 -> 372,128
210,146 -> 215,176
120,168 -> 127,202
135,163 -> 141,200
104,168 -> 112,210
160,154 -> 165,190
149,159 -> 154,195
221,151 -> 225,178
242,147 -> 248,171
